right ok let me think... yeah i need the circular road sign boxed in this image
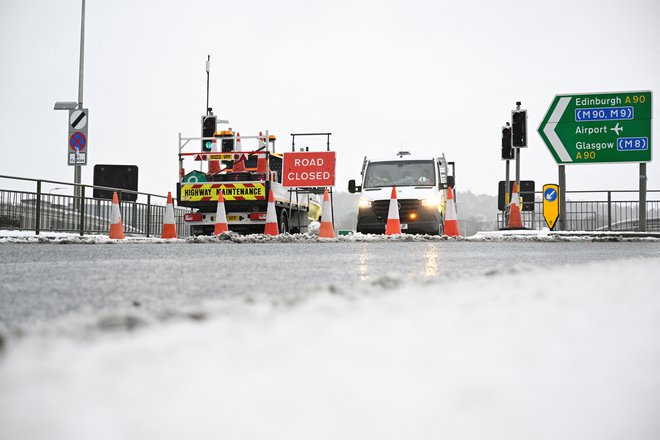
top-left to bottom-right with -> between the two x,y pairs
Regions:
544,187 -> 558,202
69,132 -> 87,151
70,109 -> 88,130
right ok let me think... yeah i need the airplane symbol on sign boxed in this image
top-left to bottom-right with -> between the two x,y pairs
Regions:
611,123 -> 623,135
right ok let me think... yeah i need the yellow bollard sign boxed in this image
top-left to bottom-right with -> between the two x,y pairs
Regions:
542,184 -> 560,230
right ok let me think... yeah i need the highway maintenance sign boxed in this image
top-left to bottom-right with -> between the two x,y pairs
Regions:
542,184 -> 560,230
538,91 -> 652,164
282,151 -> 336,187
180,183 -> 266,202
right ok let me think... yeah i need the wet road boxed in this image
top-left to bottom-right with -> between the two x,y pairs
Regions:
2,240 -> 660,330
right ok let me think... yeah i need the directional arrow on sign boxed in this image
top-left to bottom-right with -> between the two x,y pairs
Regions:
538,91 -> 652,165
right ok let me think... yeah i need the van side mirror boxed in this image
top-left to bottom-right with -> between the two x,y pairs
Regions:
447,176 -> 455,188
348,179 -> 361,193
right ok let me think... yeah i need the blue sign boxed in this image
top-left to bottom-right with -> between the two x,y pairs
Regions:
575,106 -> 634,122
69,132 -> 86,151
575,106 -> 635,122
617,137 -> 649,151
544,187 -> 558,202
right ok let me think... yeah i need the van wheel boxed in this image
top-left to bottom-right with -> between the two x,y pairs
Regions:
279,210 -> 289,234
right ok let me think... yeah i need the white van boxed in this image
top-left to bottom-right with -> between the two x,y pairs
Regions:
348,152 -> 455,235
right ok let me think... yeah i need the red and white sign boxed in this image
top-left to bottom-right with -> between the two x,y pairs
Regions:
282,151 -> 336,188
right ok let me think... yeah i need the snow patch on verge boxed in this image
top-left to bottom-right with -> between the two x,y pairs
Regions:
3,228 -> 659,244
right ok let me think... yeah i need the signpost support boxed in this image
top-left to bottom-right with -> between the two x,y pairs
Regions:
640,163 -> 647,232
515,102 -> 521,186
504,160 -> 510,226
74,0 -> 86,208
558,165 -> 566,231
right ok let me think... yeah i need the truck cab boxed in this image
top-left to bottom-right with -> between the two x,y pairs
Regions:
348,152 -> 455,235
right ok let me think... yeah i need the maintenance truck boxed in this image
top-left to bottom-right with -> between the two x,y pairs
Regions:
177,117 -> 321,235
348,152 -> 455,235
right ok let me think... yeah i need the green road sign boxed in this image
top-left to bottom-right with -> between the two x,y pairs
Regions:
538,91 -> 652,164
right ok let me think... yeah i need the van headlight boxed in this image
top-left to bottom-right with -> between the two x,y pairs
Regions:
358,198 -> 372,208
422,194 -> 443,207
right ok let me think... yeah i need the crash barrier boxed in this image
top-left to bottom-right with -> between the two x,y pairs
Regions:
497,189 -> 660,232
0,175 -> 191,237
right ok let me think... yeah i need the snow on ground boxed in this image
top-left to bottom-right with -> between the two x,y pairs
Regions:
1,257 -> 659,440
1,228 -> 659,244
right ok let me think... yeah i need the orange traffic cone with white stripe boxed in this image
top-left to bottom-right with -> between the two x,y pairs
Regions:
385,186 -> 402,235
506,182 -> 524,229
109,192 -> 125,239
444,186 -> 460,237
258,131 -> 266,149
213,189 -> 228,235
264,189 -> 279,236
318,188 -> 335,238
161,192 -> 177,239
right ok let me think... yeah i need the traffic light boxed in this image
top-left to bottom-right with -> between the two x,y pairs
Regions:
212,130 -> 236,152
511,110 -> 527,147
501,125 -> 514,160
201,115 -> 216,151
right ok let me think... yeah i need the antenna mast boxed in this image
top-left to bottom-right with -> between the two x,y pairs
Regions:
206,55 -> 211,115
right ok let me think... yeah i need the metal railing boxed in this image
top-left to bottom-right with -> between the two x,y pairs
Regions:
497,189 -> 660,232
0,175 -> 191,237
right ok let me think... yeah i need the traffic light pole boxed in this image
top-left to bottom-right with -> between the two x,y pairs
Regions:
515,147 -> 520,186
514,102 -> 521,187
504,159 -> 510,225
501,122 -> 513,228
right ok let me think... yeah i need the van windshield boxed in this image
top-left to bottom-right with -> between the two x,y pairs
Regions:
364,160 -> 435,188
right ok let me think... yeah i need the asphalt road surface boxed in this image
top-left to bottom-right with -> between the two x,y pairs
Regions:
2,240 -> 660,332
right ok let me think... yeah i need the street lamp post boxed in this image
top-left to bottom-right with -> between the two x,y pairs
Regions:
74,0 -> 86,200
54,0 -> 86,210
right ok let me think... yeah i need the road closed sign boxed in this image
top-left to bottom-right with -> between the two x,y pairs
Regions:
282,151 -> 336,187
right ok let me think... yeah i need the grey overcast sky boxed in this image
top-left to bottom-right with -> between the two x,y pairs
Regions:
1,0 -> 659,197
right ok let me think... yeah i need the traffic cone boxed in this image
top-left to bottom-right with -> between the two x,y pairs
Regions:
258,131 -> 266,149
318,188 -> 335,238
506,182 -> 524,229
161,192 -> 177,239
264,189 -> 279,236
109,192 -> 125,240
385,186 -> 402,235
444,186 -> 460,237
233,153 -> 246,172
213,189 -> 228,235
